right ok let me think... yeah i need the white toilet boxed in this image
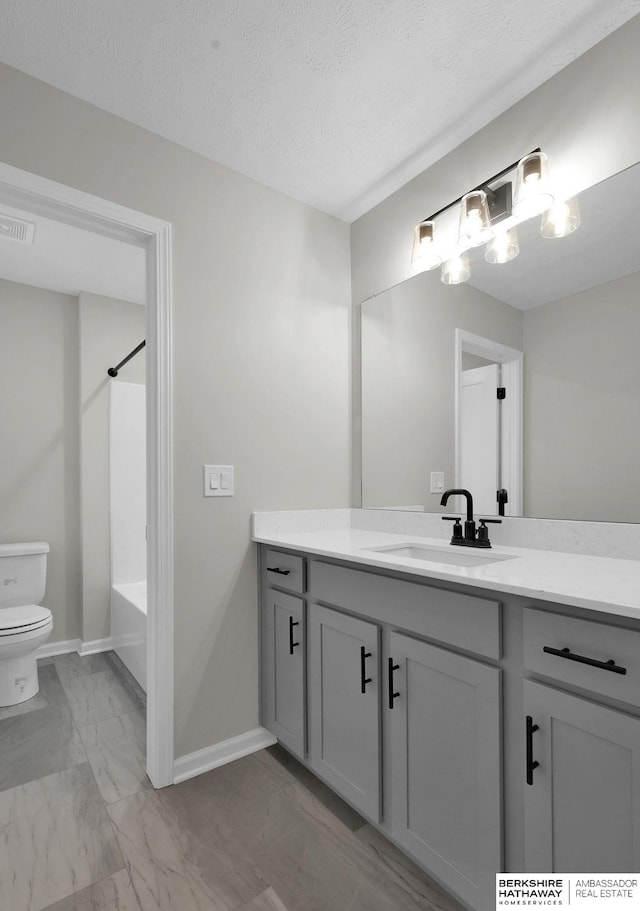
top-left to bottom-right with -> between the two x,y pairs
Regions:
0,542 -> 52,707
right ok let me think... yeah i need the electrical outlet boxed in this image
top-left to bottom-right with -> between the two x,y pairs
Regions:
430,471 -> 445,494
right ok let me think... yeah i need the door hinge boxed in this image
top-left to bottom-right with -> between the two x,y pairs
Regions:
497,387 -> 506,400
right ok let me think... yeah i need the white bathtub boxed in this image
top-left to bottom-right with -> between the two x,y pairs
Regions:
111,580 -> 147,692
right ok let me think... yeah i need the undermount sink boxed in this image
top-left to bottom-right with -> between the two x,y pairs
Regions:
364,543 -> 518,568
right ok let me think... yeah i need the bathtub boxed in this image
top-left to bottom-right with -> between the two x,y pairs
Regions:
111,581 -> 146,692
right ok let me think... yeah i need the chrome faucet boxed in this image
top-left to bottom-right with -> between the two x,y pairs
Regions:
440,488 -> 501,548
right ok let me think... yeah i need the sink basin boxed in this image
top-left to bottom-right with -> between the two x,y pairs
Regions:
364,543 -> 517,568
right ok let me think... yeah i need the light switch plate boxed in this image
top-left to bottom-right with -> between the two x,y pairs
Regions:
204,464 -> 234,497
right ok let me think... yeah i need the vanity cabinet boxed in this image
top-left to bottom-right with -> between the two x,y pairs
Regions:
258,542 -> 640,911
308,605 -> 381,820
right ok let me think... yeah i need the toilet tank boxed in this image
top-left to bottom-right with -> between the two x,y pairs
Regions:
0,542 -> 49,608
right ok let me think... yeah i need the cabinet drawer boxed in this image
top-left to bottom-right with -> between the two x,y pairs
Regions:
523,608 -> 640,704
309,560 -> 501,659
264,549 -> 305,593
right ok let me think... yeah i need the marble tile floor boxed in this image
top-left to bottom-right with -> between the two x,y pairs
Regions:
0,652 -> 465,911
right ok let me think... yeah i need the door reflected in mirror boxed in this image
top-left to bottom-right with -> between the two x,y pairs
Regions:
361,162 -> 640,524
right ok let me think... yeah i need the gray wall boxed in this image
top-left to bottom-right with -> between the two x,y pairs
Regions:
0,62 -> 351,758
523,270 -> 640,522
351,14 -> 640,505
0,278 -> 81,641
79,292 -> 146,642
362,270 -> 522,508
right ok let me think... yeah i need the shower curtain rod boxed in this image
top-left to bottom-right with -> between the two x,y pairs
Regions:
107,340 -> 146,377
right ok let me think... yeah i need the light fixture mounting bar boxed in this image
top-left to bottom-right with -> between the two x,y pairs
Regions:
422,148 -> 541,223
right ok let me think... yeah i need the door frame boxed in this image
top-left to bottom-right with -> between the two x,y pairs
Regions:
0,161 -> 174,788
455,328 -> 523,516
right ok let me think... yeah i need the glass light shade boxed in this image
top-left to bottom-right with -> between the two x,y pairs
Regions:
485,227 -> 519,264
458,190 -> 493,247
441,252 -> 470,285
540,196 -> 581,238
512,151 -> 554,217
411,220 -> 441,271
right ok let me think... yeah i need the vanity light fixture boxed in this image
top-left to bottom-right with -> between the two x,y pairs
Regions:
540,196 -> 581,238
411,219 -> 441,271
512,151 -> 554,217
441,252 -> 471,285
410,147 -> 580,286
485,226 -> 519,264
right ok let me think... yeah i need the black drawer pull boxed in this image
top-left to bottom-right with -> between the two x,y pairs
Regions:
388,658 -> 400,709
288,616 -> 300,655
360,646 -> 372,694
526,715 -> 539,786
543,645 -> 627,676
267,567 -> 291,576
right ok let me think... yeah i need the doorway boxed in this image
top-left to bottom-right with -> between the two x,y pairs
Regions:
0,160 -> 174,787
455,329 -> 523,517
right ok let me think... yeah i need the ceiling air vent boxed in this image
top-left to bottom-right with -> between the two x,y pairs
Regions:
0,213 -> 36,244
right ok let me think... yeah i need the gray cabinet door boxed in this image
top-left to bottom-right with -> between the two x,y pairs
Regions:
524,679 -> 640,872
389,632 -> 502,911
262,589 -> 305,757
308,604 -> 381,820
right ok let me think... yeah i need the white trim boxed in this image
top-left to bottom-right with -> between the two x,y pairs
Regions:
500,359 -> 524,516
0,161 -> 174,789
455,328 -> 522,365
78,637 -> 119,656
455,329 -> 524,516
173,728 -> 278,785
145,220 -> 175,789
37,638 -> 82,660
37,637 -> 119,659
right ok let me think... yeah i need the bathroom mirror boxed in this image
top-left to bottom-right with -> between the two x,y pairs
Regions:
361,162 -> 640,523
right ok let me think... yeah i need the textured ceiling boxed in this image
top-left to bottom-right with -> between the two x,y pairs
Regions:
0,1 -> 639,221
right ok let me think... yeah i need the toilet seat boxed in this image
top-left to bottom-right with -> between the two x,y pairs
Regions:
0,605 -> 52,636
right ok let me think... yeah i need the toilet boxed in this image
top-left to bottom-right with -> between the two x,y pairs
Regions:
0,542 -> 52,707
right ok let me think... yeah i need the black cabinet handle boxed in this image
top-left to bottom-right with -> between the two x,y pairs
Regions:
526,715 -> 539,786
360,646 -> 372,694
543,645 -> 626,676
388,658 -> 400,709
267,567 -> 291,576
289,616 -> 300,655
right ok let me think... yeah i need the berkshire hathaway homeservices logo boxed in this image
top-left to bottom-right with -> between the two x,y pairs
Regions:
496,876 -> 639,909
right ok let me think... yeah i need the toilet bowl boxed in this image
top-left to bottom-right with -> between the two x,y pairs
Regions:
0,542 -> 52,707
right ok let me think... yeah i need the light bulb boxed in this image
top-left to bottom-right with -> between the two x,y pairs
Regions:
485,227 -> 519,264
458,191 -> 493,247
513,151 -> 554,218
411,220 -> 441,271
540,196 -> 581,238
441,252 -> 471,285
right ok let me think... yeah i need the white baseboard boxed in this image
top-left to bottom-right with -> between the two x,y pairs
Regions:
79,636 -> 118,656
173,727 -> 277,785
37,636 -> 118,660
37,638 -> 81,659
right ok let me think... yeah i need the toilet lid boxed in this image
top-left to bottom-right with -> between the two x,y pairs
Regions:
0,605 -> 52,633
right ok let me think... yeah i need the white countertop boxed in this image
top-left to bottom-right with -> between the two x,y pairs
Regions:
253,525 -> 640,620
